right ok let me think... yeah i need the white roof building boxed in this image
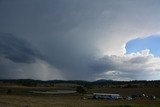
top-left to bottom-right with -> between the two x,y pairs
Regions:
93,93 -> 121,99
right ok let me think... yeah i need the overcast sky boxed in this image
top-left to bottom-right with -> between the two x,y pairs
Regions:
0,0 -> 160,81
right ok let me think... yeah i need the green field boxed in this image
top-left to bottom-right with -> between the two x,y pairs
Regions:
0,84 -> 159,107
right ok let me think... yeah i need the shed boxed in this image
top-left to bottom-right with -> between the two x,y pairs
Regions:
93,93 -> 120,100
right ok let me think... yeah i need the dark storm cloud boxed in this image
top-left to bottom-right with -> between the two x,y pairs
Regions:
0,33 -> 62,80
91,55 -> 117,72
0,33 -> 41,63
0,0 -> 107,80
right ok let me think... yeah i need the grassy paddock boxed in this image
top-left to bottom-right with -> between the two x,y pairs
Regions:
0,86 -> 160,107
0,94 -> 159,107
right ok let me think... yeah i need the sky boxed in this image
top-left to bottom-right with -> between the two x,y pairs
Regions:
126,35 -> 160,57
0,0 -> 160,81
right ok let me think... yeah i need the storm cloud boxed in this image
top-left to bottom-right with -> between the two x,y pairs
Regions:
0,33 -> 40,63
0,0 -> 160,80
0,33 -> 62,80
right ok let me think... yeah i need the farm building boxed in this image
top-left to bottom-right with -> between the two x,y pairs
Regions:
93,93 -> 121,100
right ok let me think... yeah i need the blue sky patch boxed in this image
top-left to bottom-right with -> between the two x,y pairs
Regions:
125,35 -> 160,57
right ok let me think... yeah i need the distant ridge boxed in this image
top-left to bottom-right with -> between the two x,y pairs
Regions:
0,79 -> 159,87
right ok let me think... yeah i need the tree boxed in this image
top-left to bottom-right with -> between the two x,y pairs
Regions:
7,89 -> 12,94
76,86 -> 86,94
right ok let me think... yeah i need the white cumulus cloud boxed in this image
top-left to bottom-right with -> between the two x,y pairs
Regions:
95,49 -> 160,80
